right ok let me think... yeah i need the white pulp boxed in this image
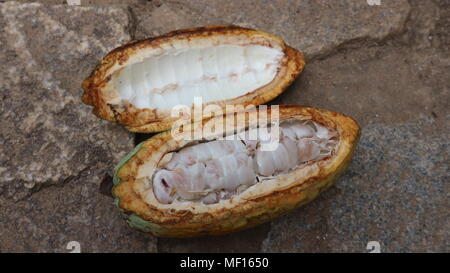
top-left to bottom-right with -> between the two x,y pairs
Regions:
152,120 -> 338,204
114,45 -> 283,110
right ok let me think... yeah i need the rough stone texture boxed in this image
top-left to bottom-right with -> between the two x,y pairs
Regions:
261,117 -> 449,252
1,0 -> 448,253
160,120 -> 450,253
153,0 -> 450,253
9,0 -> 143,5
0,2 -> 130,199
0,2 -> 157,252
129,0 -> 411,59
274,43 -> 449,127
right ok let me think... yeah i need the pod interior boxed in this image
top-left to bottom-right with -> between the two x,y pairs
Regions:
112,106 -> 361,237
82,26 -> 305,131
150,119 -> 338,205
114,45 -> 284,110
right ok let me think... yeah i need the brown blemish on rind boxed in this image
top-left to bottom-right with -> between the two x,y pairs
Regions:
112,105 -> 360,237
82,25 -> 305,132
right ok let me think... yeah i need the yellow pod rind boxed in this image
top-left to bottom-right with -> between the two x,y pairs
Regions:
82,25 -> 305,132
112,105 -> 360,237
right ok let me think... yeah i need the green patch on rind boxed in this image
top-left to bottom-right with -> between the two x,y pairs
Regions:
127,213 -> 161,233
112,142 -> 155,233
112,142 -> 144,185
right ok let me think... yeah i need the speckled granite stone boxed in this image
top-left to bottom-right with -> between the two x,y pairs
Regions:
0,0 -> 448,253
261,117 -> 449,252
0,2 -> 132,199
0,2 -> 157,252
156,117 -> 449,253
153,0 -> 449,253
130,0 -> 411,59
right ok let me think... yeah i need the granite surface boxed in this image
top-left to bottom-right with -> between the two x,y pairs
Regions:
0,0 -> 448,252
0,2 -> 157,252
129,0 -> 411,59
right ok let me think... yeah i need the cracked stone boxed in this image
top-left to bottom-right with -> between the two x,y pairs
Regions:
273,43 -> 450,127
0,2 -> 131,198
0,0 -> 448,253
0,2 -> 156,252
148,0 -> 449,253
130,0 -> 411,59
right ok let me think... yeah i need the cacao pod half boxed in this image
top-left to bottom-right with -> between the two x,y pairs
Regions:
82,25 -> 304,133
112,105 -> 360,237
